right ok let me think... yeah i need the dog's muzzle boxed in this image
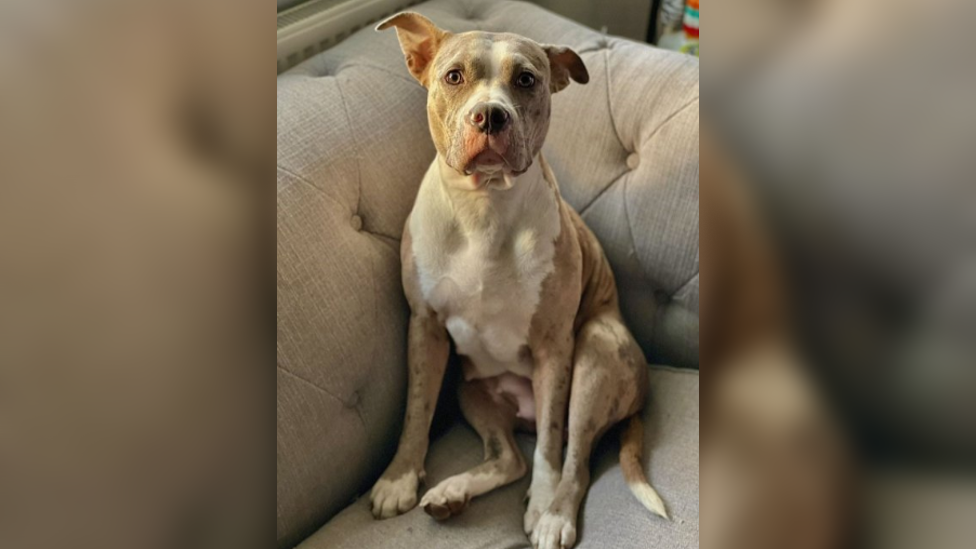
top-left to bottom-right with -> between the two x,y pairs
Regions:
467,102 -> 511,135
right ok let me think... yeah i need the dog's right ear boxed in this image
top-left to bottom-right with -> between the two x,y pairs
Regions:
376,12 -> 450,87
543,45 -> 589,93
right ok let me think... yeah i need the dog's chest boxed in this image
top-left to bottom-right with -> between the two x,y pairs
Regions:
414,204 -> 560,379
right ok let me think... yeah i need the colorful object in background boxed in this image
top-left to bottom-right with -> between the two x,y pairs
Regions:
684,0 -> 699,38
657,0 -> 698,58
681,0 -> 699,57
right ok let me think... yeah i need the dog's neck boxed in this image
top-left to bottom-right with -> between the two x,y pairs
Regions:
433,153 -> 556,239
412,153 -> 560,257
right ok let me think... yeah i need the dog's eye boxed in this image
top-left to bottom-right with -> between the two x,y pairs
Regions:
444,70 -> 464,85
516,72 -> 536,88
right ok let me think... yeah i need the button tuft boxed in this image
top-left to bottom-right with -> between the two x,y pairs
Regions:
654,290 -> 672,305
626,153 -> 640,170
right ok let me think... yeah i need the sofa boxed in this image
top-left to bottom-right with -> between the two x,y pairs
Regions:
276,1 -> 699,547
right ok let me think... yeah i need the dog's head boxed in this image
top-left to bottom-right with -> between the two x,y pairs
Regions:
377,13 -> 588,185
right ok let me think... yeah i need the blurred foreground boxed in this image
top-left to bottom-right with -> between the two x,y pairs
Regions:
0,1 -> 269,548
705,0 -> 976,548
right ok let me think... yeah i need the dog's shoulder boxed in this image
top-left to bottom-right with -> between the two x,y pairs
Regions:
565,202 -> 621,326
399,216 -> 427,313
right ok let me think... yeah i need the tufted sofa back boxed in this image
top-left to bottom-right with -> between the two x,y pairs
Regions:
276,0 -> 698,546
277,0 -> 303,12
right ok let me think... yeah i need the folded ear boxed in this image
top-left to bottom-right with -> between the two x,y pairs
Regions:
543,45 -> 589,93
376,12 -> 450,87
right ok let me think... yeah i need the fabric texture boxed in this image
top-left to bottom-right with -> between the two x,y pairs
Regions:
299,368 -> 699,549
276,0 -> 699,547
278,0 -> 305,12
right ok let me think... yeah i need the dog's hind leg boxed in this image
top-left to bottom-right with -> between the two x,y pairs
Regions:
420,377 -> 528,520
532,314 -> 649,549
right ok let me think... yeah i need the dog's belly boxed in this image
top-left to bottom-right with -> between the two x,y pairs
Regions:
444,305 -> 537,423
483,372 -> 536,424
445,311 -> 537,424
444,311 -> 534,380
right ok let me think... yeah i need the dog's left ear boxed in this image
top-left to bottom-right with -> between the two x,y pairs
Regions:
543,45 -> 589,93
376,12 -> 450,87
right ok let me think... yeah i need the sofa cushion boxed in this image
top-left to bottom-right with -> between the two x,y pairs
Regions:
544,41 -> 699,368
297,367 -> 699,549
276,0 -> 699,545
277,0 -> 304,12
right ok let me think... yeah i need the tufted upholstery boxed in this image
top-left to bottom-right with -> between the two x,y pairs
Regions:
277,0 -> 304,11
277,0 -> 698,547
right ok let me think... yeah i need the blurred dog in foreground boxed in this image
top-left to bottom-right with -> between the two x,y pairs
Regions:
702,127 -> 853,549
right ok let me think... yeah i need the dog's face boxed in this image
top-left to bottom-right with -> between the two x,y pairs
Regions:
378,13 -> 588,184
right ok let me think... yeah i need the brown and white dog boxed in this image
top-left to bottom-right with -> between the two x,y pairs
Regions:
370,12 -> 668,549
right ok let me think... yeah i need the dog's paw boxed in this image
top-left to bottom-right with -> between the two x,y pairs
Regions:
524,486 -> 555,535
531,511 -> 577,549
420,475 -> 472,520
523,502 -> 542,536
525,460 -> 560,535
370,470 -> 421,519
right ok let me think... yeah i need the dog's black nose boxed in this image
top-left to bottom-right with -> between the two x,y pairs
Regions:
469,103 -> 511,135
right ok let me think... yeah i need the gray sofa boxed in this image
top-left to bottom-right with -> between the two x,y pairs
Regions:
276,1 -> 699,547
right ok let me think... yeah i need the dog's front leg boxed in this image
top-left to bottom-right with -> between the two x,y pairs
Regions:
524,341 -> 573,536
370,312 -> 450,519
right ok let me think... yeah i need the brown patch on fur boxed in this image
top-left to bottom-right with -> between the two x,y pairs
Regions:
570,210 -> 622,331
486,435 -> 503,461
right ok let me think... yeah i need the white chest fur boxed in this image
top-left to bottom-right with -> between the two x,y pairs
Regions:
410,157 -> 561,379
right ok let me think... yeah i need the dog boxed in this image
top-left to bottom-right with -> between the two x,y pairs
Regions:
701,127 -> 852,549
369,12 -> 669,549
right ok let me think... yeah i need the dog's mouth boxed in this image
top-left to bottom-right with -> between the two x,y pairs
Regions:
460,135 -> 527,178
465,149 -> 505,174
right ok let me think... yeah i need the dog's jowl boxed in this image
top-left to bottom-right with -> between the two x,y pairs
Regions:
371,12 -> 668,549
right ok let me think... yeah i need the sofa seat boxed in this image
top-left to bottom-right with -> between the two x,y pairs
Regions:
299,367 -> 699,549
